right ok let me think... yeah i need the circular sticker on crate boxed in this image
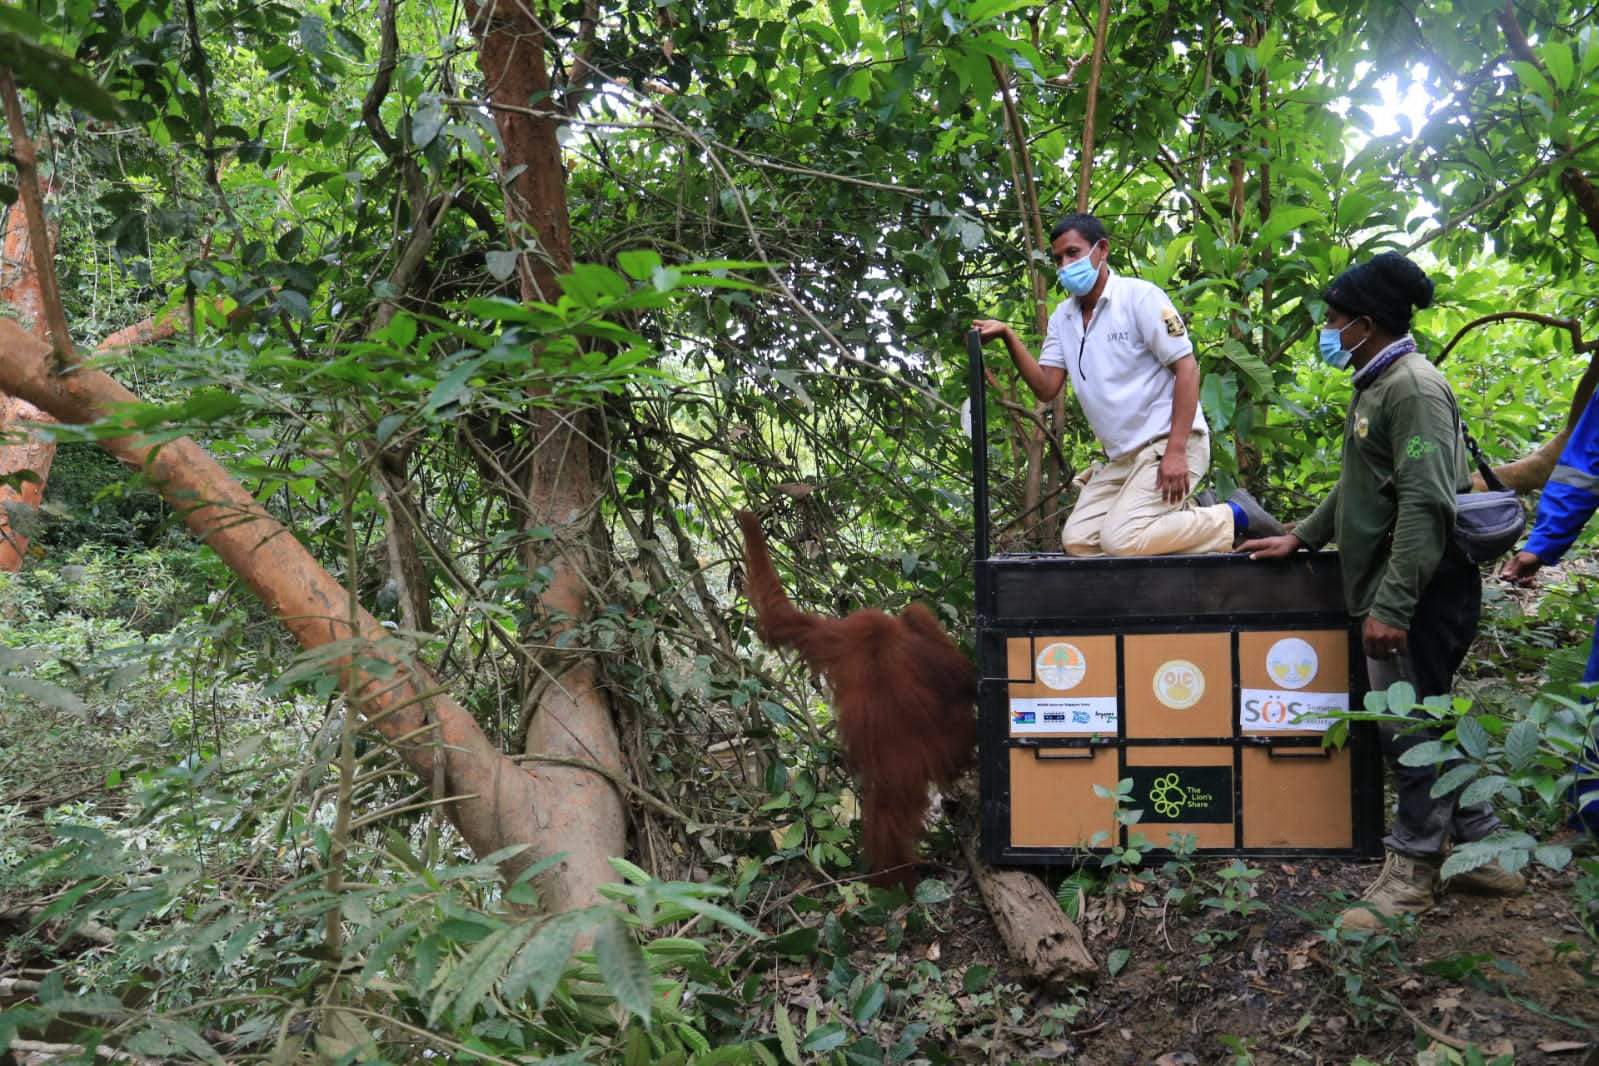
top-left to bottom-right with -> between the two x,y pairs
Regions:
1153,659 -> 1205,710
1035,642 -> 1087,691
1265,637 -> 1319,690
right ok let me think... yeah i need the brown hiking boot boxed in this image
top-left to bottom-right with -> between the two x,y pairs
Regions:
1340,851 -> 1439,933
1445,858 -> 1527,897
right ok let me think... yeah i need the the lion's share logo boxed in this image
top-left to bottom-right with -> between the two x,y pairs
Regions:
1137,768 -> 1225,822
1147,773 -> 1188,818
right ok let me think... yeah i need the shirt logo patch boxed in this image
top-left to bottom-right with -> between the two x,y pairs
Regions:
1161,307 -> 1187,338
1356,416 -> 1369,439
1406,436 -> 1439,458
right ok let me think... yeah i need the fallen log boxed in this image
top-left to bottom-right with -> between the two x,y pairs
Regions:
951,789 -> 1098,990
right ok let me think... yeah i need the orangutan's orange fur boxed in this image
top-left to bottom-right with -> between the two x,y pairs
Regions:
736,511 -> 978,889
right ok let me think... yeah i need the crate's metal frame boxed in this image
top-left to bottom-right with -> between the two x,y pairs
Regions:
966,331 -> 1384,863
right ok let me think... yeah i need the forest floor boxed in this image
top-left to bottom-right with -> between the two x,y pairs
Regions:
821,849 -> 1599,1065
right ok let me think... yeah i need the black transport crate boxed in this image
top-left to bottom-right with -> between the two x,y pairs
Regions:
965,333 -> 1384,863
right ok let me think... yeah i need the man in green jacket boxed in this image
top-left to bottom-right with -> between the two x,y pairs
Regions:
1239,251 -> 1525,931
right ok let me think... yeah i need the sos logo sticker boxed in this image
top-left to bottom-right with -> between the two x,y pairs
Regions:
1153,659 -> 1204,710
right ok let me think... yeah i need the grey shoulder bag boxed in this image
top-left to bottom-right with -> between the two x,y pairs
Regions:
1454,422 -> 1526,563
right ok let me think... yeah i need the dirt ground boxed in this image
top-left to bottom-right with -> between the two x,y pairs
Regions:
878,854 -> 1599,1064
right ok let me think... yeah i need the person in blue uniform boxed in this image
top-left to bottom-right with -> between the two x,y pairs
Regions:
1500,392 -> 1599,841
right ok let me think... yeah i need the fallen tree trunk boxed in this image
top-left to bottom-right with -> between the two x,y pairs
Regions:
953,794 -> 1098,990
0,317 -> 616,912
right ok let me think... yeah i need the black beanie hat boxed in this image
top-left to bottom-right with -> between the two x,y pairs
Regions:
1323,251 -> 1435,335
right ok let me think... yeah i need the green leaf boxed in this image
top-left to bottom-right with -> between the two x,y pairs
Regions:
1397,740 -> 1453,768
660,893 -> 763,938
1456,715 -> 1490,760
0,27 -> 122,118
147,1018 -> 225,1065
298,14 -> 328,56
773,1006 -> 801,1064
593,914 -> 653,1023
1543,42 -> 1575,91
436,916 -> 496,943
1504,719 -> 1540,770
760,699 -> 791,726
1252,205 -> 1321,250
561,262 -> 630,307
504,911 -> 588,1008
851,980 -> 887,1025
486,250 -> 520,281
1217,341 -> 1274,397
360,920 -> 425,986
801,1022 -> 848,1053
1533,843 -> 1572,869
1381,680 -> 1417,712
428,922 -> 526,1028
376,412 -> 408,445
1458,774 -> 1509,808
618,249 -> 663,280
412,94 -> 445,148
1200,372 -> 1236,431
1430,762 -> 1479,798
772,926 -> 819,958
1106,948 -> 1131,977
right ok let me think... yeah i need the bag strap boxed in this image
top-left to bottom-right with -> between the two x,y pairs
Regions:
1459,421 -> 1510,494
1444,387 -> 1510,493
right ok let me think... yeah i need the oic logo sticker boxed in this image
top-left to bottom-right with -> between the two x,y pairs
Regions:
1153,659 -> 1204,710
1036,642 -> 1088,691
1266,637 -> 1318,690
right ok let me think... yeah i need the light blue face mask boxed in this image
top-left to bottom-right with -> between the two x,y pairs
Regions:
1317,320 -> 1364,369
1057,249 -> 1100,295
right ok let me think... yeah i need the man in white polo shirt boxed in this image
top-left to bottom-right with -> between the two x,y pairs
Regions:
974,212 -> 1282,556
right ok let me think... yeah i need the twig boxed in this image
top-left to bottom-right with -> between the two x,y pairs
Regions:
515,750 -> 782,834
7,1039 -> 158,1065
1399,1003 -> 1471,1051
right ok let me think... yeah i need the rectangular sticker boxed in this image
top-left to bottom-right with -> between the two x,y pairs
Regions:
1238,688 -> 1347,733
1009,696 -> 1119,735
1125,765 -> 1234,824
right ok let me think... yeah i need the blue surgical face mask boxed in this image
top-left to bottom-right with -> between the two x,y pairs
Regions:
1057,248 -> 1101,296
1317,320 -> 1364,369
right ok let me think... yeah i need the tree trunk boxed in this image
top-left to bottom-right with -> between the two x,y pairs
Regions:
0,198 -> 56,570
0,318 -> 602,910
0,392 -> 51,570
462,0 -> 628,910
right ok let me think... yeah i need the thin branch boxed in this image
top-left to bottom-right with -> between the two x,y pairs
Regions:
516,750 -> 782,833
1435,310 -> 1599,367
437,96 -> 927,197
1077,0 -> 1112,212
